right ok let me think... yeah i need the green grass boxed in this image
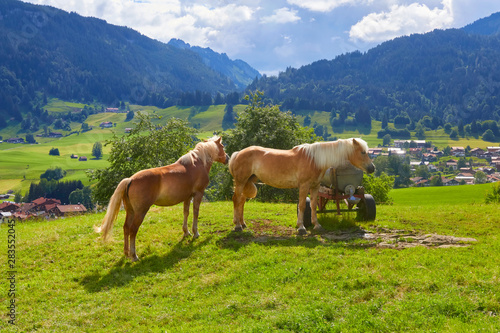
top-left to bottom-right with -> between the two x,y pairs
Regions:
391,183 -> 492,206
1,186 -> 499,332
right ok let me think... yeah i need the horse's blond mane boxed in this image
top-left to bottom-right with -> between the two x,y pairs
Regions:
296,138 -> 368,170
178,136 -> 220,167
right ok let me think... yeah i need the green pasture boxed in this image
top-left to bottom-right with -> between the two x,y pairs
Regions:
44,98 -> 92,113
1,183 -> 499,332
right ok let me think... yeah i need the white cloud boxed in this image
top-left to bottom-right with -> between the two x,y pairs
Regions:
185,4 -> 254,28
261,7 -> 301,24
349,0 -> 454,42
286,0 -> 362,12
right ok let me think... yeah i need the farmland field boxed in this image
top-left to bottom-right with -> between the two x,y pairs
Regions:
0,184 -> 499,332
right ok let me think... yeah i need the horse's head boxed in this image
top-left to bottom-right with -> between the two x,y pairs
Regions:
213,136 -> 229,164
348,138 -> 375,174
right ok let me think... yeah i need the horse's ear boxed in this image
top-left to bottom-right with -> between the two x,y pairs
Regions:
352,138 -> 359,146
216,136 -> 222,144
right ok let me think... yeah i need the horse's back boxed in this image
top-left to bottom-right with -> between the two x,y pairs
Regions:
128,163 -> 207,208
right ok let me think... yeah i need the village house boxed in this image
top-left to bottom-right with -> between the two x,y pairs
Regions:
5,137 -> 25,144
368,148 -> 383,158
446,160 -> 458,171
455,173 -> 475,185
0,202 -> 20,213
48,132 -> 63,138
31,198 -> 62,212
422,153 -> 438,162
1,197 -> 89,221
442,177 -> 460,186
451,147 -> 465,157
487,173 -> 500,183
410,177 -> 429,187
487,147 -> 500,155
79,156 -> 87,161
388,147 -> 406,157
394,140 -> 427,148
49,204 -> 87,217
100,121 -> 113,128
470,148 -> 485,157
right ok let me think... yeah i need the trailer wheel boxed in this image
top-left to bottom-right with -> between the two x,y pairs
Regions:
297,197 -> 312,228
357,194 -> 376,221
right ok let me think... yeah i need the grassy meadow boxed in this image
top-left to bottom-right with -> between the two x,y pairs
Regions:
0,184 -> 499,332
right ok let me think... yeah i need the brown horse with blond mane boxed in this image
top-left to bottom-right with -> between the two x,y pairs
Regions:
228,138 -> 375,235
95,136 -> 228,261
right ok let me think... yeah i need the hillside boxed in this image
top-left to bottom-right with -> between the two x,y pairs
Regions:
463,12 -> 500,36
249,14 -> 500,128
0,0 -> 259,125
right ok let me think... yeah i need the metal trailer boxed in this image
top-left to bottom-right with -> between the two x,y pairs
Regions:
302,163 -> 376,228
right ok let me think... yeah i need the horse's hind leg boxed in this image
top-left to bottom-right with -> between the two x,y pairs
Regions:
123,209 -> 134,258
182,198 -> 191,238
128,211 -> 147,262
191,192 -> 203,238
296,185 -> 310,235
309,186 -> 324,233
232,183 -> 247,231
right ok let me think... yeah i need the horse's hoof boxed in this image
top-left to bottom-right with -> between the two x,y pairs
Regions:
131,255 -> 139,262
234,226 -> 243,232
241,224 -> 247,229
297,228 -> 308,236
312,225 -> 326,234
193,233 -> 200,239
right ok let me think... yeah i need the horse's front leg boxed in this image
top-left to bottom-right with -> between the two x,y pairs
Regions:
191,192 -> 203,239
182,198 -> 192,238
309,186 -> 324,233
296,185 -> 309,235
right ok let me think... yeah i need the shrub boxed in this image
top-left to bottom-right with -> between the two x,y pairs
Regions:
485,182 -> 500,204
362,172 -> 395,204
49,147 -> 60,156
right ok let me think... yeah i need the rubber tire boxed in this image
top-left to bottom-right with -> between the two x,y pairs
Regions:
357,193 -> 376,221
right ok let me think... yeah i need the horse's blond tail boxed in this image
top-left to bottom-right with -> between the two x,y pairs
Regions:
94,178 -> 131,241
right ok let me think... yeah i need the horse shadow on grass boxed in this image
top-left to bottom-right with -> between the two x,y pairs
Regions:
80,236 -> 212,293
216,216 -> 369,252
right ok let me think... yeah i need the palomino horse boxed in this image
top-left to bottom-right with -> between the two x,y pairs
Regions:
228,138 -> 375,235
95,136 -> 228,261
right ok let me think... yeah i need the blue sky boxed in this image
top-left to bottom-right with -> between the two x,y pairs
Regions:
24,0 -> 500,75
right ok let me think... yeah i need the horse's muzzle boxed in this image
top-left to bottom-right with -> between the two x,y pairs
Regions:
366,163 -> 375,174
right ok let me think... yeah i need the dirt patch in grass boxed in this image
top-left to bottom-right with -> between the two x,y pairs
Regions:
322,227 -> 478,249
231,219 -> 477,249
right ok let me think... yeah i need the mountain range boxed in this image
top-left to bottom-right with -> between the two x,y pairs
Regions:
249,12 -> 500,127
0,0 -> 259,125
1,0 -> 500,131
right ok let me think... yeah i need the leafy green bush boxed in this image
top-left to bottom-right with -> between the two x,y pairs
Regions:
40,166 -> 66,181
88,114 -> 196,206
485,182 -> 500,204
362,172 -> 395,204
49,147 -> 60,156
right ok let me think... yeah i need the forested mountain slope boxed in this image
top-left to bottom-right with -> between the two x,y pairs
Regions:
0,0 -> 258,126
249,14 -> 500,126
